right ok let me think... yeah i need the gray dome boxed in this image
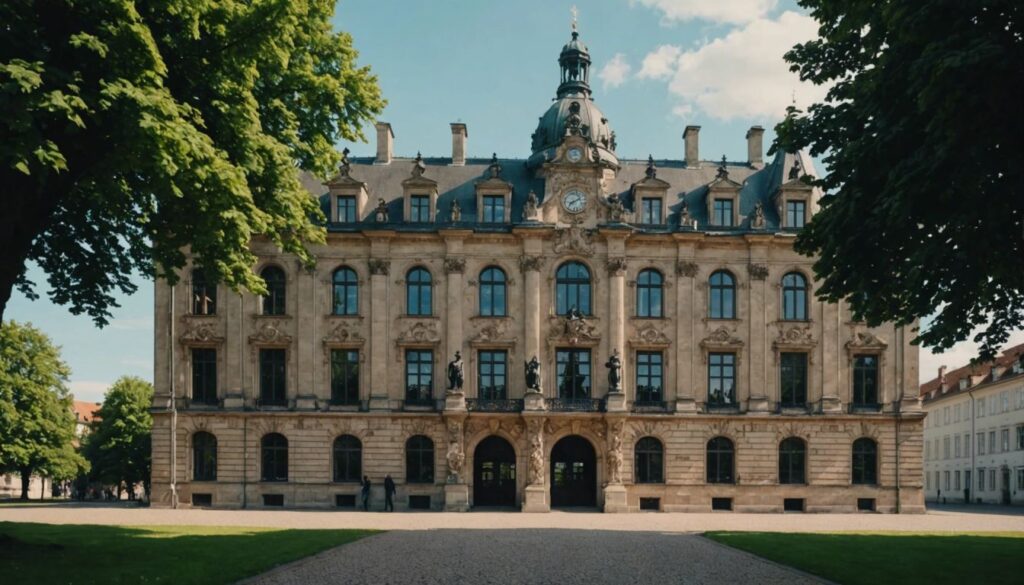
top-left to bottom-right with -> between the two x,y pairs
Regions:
529,97 -> 618,167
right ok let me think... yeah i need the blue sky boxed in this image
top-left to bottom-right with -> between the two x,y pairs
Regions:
7,0 -> 1020,402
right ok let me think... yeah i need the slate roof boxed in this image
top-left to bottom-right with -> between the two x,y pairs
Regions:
920,342 -> 1024,403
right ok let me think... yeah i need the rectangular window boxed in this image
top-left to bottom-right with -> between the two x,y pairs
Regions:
191,348 -> 217,405
955,470 -> 961,490
989,469 -> 996,491
964,434 -> 971,457
330,349 -> 360,405
978,398 -> 986,418
481,195 -> 505,223
954,435 -> 961,458
990,430 -> 997,453
779,352 -> 808,406
409,195 -> 430,222
978,468 -> 985,491
944,471 -> 950,491
786,200 -> 806,228
954,404 -> 961,422
477,350 -> 508,400
852,355 -> 879,406
337,196 -> 357,223
943,406 -> 949,424
1017,469 -> 1024,491
556,349 -> 591,400
708,352 -> 737,406
1001,392 -> 1009,412
635,352 -> 664,403
259,348 -> 287,406
1017,425 -> 1024,450
405,350 -> 433,404
1001,429 -> 1010,452
978,432 -> 986,455
641,197 -> 663,224
713,198 -> 734,226
943,437 -> 950,459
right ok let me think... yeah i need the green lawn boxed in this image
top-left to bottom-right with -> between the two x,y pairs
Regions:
705,531 -> 1024,585
0,522 -> 375,584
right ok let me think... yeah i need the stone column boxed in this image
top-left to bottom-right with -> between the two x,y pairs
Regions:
367,233 -> 394,410
746,255 -> 770,412
602,417 -> 628,512
521,416 -> 549,512
518,230 -> 546,410
442,231 -> 470,410
443,415 -> 469,511
821,299 -> 843,413
674,251 -> 699,413
606,257 -> 627,412
294,262 -> 317,410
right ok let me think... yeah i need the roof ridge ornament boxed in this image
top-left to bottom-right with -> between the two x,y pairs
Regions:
645,154 -> 657,179
789,157 -> 803,181
717,154 -> 729,179
488,152 -> 502,178
412,151 -> 426,177
339,147 -> 351,177
571,5 -> 579,34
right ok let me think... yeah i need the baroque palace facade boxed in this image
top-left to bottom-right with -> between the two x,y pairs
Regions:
150,25 -> 924,513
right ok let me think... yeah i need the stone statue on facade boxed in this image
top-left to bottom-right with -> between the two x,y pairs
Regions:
525,356 -> 542,393
450,199 -> 462,222
374,198 -> 389,223
678,200 -> 691,229
751,201 -> 766,229
523,190 -> 540,221
605,349 -> 623,393
606,193 -> 626,223
446,420 -> 465,479
606,420 -> 624,485
527,419 -> 545,485
447,351 -> 465,392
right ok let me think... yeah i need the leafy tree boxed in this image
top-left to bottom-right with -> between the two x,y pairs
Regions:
0,320 -> 87,499
0,0 -> 384,323
774,0 -> 1023,360
83,376 -> 153,498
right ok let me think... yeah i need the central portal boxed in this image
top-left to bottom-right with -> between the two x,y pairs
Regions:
473,436 -> 516,507
550,435 -> 597,508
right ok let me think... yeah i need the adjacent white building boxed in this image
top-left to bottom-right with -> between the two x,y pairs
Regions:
922,343 -> 1024,504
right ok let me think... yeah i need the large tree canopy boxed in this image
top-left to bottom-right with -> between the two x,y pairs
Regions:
0,0 -> 384,323
83,376 -> 153,496
0,320 -> 87,499
775,0 -> 1024,361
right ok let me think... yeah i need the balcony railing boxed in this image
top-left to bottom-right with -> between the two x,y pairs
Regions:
403,397 -> 438,410
632,400 -> 669,413
546,398 -> 604,412
467,398 -> 524,412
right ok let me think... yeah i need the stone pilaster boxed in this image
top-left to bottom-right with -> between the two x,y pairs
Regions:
821,299 -> 843,413
674,237 -> 700,413
367,232 -> 394,410
521,415 -> 549,512
603,417 -> 628,512
746,252 -> 770,412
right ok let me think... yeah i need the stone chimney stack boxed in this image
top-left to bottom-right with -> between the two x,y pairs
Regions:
450,123 -> 468,166
684,125 -> 700,168
938,365 -> 947,385
374,121 -> 394,165
746,125 -> 764,168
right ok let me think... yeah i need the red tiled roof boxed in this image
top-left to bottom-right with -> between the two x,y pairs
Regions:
73,400 -> 101,424
920,342 -> 1024,400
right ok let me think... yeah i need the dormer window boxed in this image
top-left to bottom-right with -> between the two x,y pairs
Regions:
713,199 -> 734,227
959,378 -> 969,390
1013,358 -> 1023,374
481,195 -> 505,223
641,197 -> 663,225
409,195 -> 431,222
786,200 -> 806,228
337,196 -> 357,223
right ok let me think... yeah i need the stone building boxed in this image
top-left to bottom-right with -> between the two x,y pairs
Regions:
150,25 -> 924,513
922,343 -> 1024,505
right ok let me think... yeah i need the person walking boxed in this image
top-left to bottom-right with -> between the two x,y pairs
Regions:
361,475 -> 371,511
384,474 -> 396,512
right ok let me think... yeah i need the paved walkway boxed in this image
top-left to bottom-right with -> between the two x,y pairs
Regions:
239,529 -> 824,585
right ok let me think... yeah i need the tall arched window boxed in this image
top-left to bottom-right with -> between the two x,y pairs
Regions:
192,432 -> 217,481
708,271 -> 735,319
479,266 -> 507,317
406,435 -> 435,484
706,436 -> 735,484
779,437 -> 806,484
407,267 -> 432,316
333,435 -> 362,483
852,438 -> 878,485
782,272 -> 808,320
332,267 -> 358,316
261,433 -> 288,482
636,269 -> 664,318
555,261 -> 591,315
191,269 -> 217,315
634,437 -> 664,484
261,266 -> 286,316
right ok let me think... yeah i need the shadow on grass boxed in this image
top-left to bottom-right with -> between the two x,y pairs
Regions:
0,522 -> 375,585
705,531 -> 1024,585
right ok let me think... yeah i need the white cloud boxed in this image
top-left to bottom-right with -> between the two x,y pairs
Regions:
919,329 -> 1024,384
637,45 -> 682,80
69,380 -> 110,402
642,11 -> 827,121
598,53 -> 632,89
634,0 -> 779,25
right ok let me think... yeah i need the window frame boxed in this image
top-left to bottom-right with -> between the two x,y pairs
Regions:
331,267 -> 359,316
779,352 -> 808,407
707,352 -> 737,406
852,438 -> 878,485
405,435 -> 435,484
785,200 -> 807,229
555,261 -> 592,316
191,269 -> 217,315
479,266 -> 508,317
330,348 -> 360,405
636,269 -> 664,318
712,198 -> 735,227
260,433 -> 289,482
260,265 -> 287,316
706,436 -> 735,484
635,351 -> 664,403
634,437 -> 665,484
481,194 -> 506,224
337,195 -> 357,223
258,348 -> 287,407
332,435 -> 362,483
477,349 -> 508,400
640,197 -> 664,225
409,194 -> 431,222
405,349 -> 434,403
190,347 -> 218,405
556,348 -> 592,399
781,272 -> 808,321
708,270 -> 736,319
779,437 -> 807,485
192,432 -> 217,482
852,354 -> 880,407
406,267 -> 433,316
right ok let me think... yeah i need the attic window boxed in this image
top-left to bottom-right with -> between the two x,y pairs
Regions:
481,195 -> 505,223
409,195 -> 431,222
1013,358 -> 1023,374
959,378 -> 969,390
713,199 -> 734,227
641,197 -> 663,225
337,196 -> 357,223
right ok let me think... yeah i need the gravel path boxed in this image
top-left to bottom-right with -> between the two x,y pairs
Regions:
239,529 -> 825,585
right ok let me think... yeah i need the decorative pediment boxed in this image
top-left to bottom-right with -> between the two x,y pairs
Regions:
552,221 -> 595,255
774,325 -> 815,348
707,156 -> 743,191
631,155 -> 671,193
324,149 -> 365,188
322,322 -> 364,346
700,326 -> 744,360
248,320 -> 292,345
629,323 -> 671,348
402,152 -> 437,188
469,320 -> 518,347
395,321 -> 441,345
845,330 -> 888,356
179,321 -> 224,345
475,154 -> 513,191
547,313 -> 601,347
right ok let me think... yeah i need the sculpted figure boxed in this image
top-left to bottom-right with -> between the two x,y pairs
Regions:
450,199 -> 462,222
525,356 -> 542,393
606,420 -> 624,485
605,349 -> 622,392
523,190 -> 539,221
374,198 -> 389,223
447,351 -> 464,391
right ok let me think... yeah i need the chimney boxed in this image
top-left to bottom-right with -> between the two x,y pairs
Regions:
450,123 -> 468,166
746,125 -> 764,168
374,121 -> 393,165
938,365 -> 947,385
684,125 -> 700,168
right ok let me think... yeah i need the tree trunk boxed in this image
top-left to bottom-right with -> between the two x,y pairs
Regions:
19,467 -> 31,501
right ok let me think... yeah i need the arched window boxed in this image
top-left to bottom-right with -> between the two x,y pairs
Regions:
708,271 -> 735,319
332,267 -> 358,315
261,266 -> 286,316
333,435 -> 362,483
779,437 -> 806,484
191,269 -> 217,315
407,267 -> 433,316
261,433 -> 288,482
782,272 -> 808,320
636,269 -> 664,318
555,261 -> 591,315
406,435 -> 435,484
706,436 -> 735,484
192,432 -> 217,481
479,266 -> 507,317
634,437 -> 664,484
852,438 -> 878,485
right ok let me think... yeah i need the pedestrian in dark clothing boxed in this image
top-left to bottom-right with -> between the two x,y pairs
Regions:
361,475 -> 371,511
384,474 -> 396,512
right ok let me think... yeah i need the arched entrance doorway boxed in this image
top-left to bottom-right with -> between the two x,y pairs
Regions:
550,435 -> 597,508
473,436 -> 516,507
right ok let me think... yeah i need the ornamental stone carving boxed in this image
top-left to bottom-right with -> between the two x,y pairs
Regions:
525,356 -> 542,393
179,321 -> 225,344
548,311 -> 600,346
446,420 -> 465,478
606,257 -> 627,276
630,323 -> 671,347
676,260 -> 698,277
552,222 -> 595,255
368,259 -> 390,276
519,255 -> 543,272
775,325 -> 814,346
443,257 -> 466,274
471,321 -> 515,345
605,193 -> 627,223
748,263 -> 769,280
248,321 -> 293,344
527,418 -> 545,485
751,201 -> 766,229
396,321 -> 441,344
700,326 -> 744,359
606,419 -> 625,485
523,190 -> 540,221
322,323 -> 364,345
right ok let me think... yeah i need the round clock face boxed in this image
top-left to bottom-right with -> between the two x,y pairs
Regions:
562,190 -> 587,213
567,147 -> 583,163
